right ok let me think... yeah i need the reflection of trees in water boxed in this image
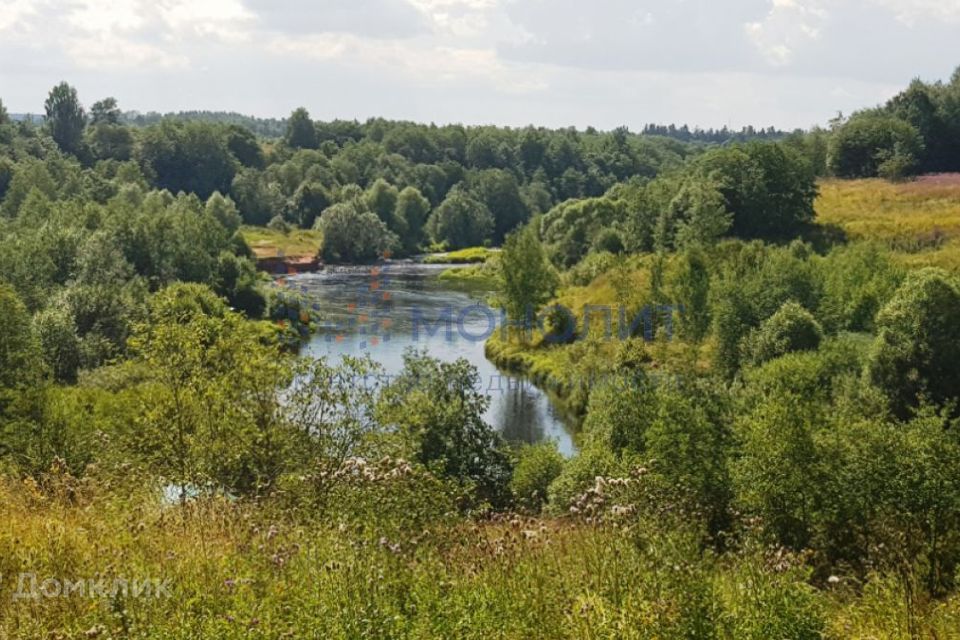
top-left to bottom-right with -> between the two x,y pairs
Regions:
493,380 -> 547,445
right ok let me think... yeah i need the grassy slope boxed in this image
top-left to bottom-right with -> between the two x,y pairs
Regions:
4,479 -> 960,638
240,226 -> 323,260
816,175 -> 960,271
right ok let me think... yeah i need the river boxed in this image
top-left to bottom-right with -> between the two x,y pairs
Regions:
281,262 -> 576,456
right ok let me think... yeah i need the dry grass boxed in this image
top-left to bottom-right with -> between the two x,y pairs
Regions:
816,176 -> 960,271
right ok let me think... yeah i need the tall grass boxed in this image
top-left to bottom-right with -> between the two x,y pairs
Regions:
5,473 -> 960,638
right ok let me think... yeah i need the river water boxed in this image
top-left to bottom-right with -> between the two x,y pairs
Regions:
282,263 -> 576,456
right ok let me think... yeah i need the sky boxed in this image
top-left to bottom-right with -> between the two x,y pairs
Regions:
1,0 -> 958,131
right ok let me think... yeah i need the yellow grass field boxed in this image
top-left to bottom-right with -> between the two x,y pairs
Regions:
816,175 -> 960,271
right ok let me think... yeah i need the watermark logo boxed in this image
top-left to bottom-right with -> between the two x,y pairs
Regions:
271,254 -> 684,348
4,573 -> 172,601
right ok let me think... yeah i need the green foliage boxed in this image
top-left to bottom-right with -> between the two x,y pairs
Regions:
44,82 -> 86,156
867,268 -> 960,418
510,441 -> 564,512
317,202 -> 399,263
743,301 -> 824,366
427,186 -> 494,250
285,107 -> 318,149
379,350 -> 513,507
540,196 -> 622,267
137,121 -> 237,199
33,305 -> 81,384
498,223 -> 558,329
670,247 -> 711,344
695,141 -> 817,238
828,113 -> 924,179
468,168 -> 530,242
817,242 -> 903,333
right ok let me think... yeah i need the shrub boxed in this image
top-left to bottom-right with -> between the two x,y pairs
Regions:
743,301 -> 823,366
510,442 -> 564,512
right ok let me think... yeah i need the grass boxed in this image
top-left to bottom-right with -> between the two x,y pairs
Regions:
423,247 -> 498,265
816,176 -> 960,271
240,226 -> 323,260
5,475 -> 960,638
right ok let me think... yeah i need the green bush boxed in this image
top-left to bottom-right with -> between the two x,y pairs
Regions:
510,441 -> 564,512
743,301 -> 823,366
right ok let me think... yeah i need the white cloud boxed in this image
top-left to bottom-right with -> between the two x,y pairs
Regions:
867,0 -> 960,24
267,32 -> 543,93
745,0 -> 827,65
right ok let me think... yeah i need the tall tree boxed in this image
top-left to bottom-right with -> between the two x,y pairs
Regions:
285,107 -> 318,149
89,97 -> 121,125
498,222 -> 558,335
44,82 -> 86,156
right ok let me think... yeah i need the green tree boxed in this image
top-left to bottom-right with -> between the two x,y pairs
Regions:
291,181 -> 332,228
867,268 -> 960,418
671,247 -> 712,344
828,113 -> 924,179
395,186 -> 431,252
285,107 -> 318,149
510,442 -> 564,512
225,124 -> 264,168
469,169 -> 530,243
0,98 -> 9,125
318,202 -> 398,263
498,222 -> 558,335
696,142 -> 816,238
33,305 -> 81,384
378,350 -> 512,507
89,97 -> 121,125
137,121 -> 237,199
427,187 -> 494,250
44,82 -> 86,156
744,301 -> 824,366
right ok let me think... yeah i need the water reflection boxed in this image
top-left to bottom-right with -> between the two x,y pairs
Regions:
286,264 -> 576,456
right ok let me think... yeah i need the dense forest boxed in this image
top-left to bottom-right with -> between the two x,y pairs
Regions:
4,70 -> 960,637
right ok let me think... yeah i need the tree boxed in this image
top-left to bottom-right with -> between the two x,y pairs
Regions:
427,187 -> 494,250
44,82 -> 86,156
696,142 -> 816,238
0,284 -> 43,391
469,169 -> 530,243
0,98 -> 9,126
225,124 -> 264,168
205,192 -> 242,234
378,350 -> 513,507
86,121 -> 134,161
286,107 -> 318,149
671,247 -> 712,344
498,223 -> 558,335
828,113 -> 924,179
670,178 -> 732,249
317,202 -> 398,263
743,301 -> 823,366
395,186 -> 431,252
365,178 -> 406,238
291,181 -> 332,228
510,442 -> 564,512
33,305 -> 81,384
540,196 -> 622,267
137,121 -> 237,199
867,268 -> 960,418
89,97 -> 121,125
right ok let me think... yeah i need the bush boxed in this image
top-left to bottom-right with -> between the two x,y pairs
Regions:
267,214 -> 291,234
743,301 -> 823,366
510,442 -> 564,512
